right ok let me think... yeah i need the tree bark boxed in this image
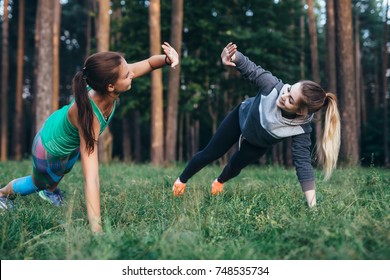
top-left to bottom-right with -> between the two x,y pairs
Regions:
374,51 -> 380,111
383,1 -> 389,166
284,138 -> 293,167
14,0 -> 25,160
149,0 -> 164,165
35,0 -> 54,133
132,110 -> 142,163
31,0 -> 42,143
85,0 -> 93,59
122,118 -> 132,162
308,0 -> 322,166
300,0 -> 305,80
178,111 -> 184,162
354,7 -> 362,155
185,113 -> 190,160
165,0 -> 183,163
308,0 -> 320,84
1,0 -> 9,161
97,0 -> 113,164
326,0 -> 337,93
52,0 -> 61,111
335,0 -> 359,165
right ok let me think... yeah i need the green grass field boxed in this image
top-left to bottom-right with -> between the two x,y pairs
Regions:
0,160 -> 389,260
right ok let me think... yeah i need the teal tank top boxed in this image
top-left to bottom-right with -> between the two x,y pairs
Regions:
40,97 -> 116,157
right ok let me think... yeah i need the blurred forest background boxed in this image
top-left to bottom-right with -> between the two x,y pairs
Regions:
0,0 -> 389,169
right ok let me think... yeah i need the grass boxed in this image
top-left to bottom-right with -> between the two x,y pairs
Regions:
0,160 -> 389,260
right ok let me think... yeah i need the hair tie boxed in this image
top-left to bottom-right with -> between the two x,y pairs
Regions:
82,67 -> 87,80
323,93 -> 330,107
165,55 -> 171,65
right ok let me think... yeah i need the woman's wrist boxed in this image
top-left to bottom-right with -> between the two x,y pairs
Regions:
165,55 -> 172,65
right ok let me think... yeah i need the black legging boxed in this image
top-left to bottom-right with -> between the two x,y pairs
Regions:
179,104 -> 268,183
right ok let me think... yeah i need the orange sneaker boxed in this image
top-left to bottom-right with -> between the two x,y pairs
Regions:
211,179 -> 224,195
172,178 -> 186,197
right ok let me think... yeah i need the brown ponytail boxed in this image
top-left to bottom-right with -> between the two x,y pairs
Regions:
72,71 -> 96,154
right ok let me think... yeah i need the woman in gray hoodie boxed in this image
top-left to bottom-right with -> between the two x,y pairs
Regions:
173,42 -> 340,207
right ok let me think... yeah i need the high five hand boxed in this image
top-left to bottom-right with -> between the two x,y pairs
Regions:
162,42 -> 179,68
221,42 -> 237,67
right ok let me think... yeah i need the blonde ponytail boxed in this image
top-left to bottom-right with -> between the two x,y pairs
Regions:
317,92 -> 341,180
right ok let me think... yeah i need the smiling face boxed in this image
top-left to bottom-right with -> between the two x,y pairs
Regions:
276,82 -> 308,116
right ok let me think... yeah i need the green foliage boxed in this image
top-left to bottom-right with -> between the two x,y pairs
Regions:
59,0 -> 90,105
3,0 -> 389,163
1,161 -> 389,260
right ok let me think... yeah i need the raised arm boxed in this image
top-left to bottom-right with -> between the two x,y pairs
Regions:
79,117 -> 102,233
221,42 -> 279,94
129,42 -> 179,79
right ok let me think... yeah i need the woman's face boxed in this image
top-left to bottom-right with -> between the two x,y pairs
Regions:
112,58 -> 134,94
276,82 -> 306,115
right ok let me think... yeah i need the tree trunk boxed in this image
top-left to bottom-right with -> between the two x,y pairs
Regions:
189,120 -> 200,158
1,0 -> 9,161
361,65 -> 367,128
326,0 -> 337,93
284,138 -> 293,167
300,0 -> 305,80
14,0 -> 25,160
122,118 -> 132,162
165,0 -> 183,163
132,110 -> 142,163
374,52 -> 380,111
178,111 -> 184,162
308,0 -> 322,166
31,0 -> 41,144
97,0 -> 113,164
35,0 -> 54,133
185,112 -> 191,160
272,145 -> 280,165
354,7 -> 362,155
383,1 -> 389,167
85,0 -> 93,59
335,0 -> 359,165
308,0 -> 320,84
52,0 -> 61,111
149,0 -> 164,165
208,96 -> 218,135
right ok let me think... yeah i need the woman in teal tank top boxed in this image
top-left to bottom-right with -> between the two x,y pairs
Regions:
0,42 -> 179,233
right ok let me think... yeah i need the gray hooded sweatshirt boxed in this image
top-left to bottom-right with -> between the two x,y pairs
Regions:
235,51 -> 315,192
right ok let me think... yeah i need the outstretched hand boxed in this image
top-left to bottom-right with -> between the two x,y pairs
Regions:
162,42 -> 179,68
221,42 -> 237,67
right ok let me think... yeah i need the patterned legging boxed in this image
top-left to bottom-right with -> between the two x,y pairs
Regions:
32,131 -> 80,190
